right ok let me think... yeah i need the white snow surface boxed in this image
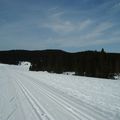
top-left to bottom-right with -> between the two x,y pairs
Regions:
0,63 -> 120,120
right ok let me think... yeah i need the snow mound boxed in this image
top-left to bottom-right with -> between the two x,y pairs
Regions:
18,61 -> 31,71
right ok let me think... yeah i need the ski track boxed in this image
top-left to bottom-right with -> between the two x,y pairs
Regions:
15,73 -> 89,120
15,78 -> 52,120
16,72 -> 114,120
0,64 -> 119,120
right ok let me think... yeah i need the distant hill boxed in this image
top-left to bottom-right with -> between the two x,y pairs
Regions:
0,49 -> 120,79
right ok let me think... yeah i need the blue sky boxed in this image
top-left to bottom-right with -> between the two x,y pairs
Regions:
0,0 -> 120,52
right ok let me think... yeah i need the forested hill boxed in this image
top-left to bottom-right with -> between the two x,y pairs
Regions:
0,49 -> 120,79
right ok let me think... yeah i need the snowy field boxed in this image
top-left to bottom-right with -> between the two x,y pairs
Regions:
0,63 -> 120,120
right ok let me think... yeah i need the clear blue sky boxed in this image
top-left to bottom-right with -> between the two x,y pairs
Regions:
0,0 -> 120,52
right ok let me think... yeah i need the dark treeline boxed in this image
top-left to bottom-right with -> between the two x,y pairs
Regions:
0,49 -> 120,79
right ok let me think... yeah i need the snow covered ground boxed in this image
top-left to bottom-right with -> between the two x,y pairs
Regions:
0,63 -> 120,120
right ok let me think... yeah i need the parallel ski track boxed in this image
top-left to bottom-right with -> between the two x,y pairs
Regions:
16,72 -> 113,120
15,76 -> 53,120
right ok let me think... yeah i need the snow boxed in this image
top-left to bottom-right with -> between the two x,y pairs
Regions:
62,72 -> 75,75
0,63 -> 120,120
18,61 -> 31,71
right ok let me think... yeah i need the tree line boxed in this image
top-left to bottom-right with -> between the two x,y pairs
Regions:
0,49 -> 120,79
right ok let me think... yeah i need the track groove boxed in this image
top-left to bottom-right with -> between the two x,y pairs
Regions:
16,72 -> 114,120
15,78 -> 53,120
